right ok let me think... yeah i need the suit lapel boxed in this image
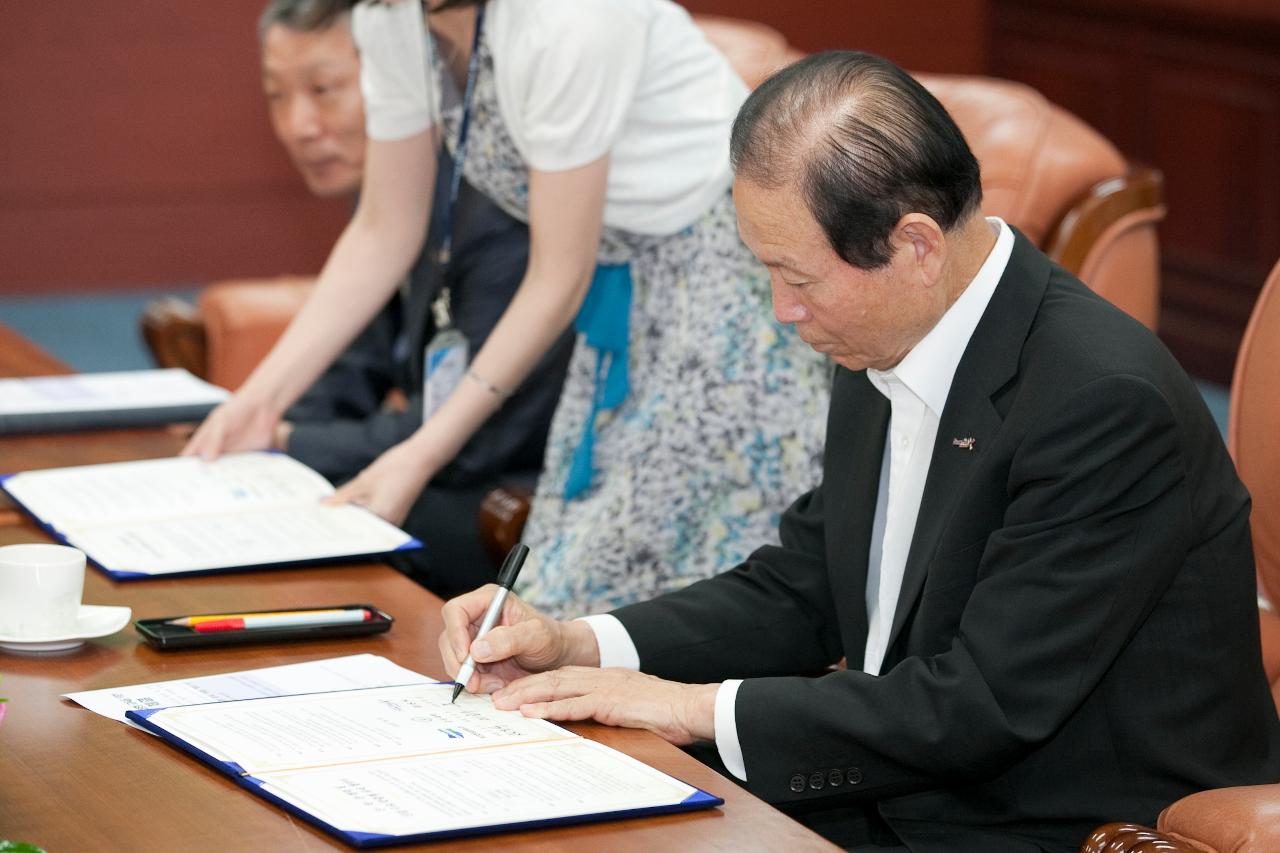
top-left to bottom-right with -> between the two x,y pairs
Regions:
883,230 -> 1052,657
826,368 -> 889,666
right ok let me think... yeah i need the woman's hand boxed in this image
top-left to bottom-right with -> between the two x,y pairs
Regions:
328,439 -> 439,525
181,395 -> 281,461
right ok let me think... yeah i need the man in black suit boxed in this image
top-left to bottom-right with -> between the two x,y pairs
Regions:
438,51 -> 1280,852
257,0 -> 571,597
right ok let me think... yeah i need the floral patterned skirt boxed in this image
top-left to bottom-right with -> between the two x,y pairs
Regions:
516,192 -> 831,617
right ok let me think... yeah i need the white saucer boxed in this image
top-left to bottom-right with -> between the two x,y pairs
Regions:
0,604 -> 132,653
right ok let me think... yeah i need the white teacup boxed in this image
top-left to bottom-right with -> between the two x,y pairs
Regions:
0,543 -> 86,638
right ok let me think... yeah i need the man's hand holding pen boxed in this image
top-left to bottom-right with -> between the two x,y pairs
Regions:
440,583 -> 602,694
439,585 -> 719,746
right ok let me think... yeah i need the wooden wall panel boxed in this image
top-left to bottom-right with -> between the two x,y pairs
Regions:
991,0 -> 1280,382
1,1 -> 988,298
0,0 -> 348,296
1146,49 -> 1280,374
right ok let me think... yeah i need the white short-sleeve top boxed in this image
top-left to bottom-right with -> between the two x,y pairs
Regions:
351,0 -> 749,235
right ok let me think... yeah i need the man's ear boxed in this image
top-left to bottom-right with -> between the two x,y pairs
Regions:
895,214 -> 945,286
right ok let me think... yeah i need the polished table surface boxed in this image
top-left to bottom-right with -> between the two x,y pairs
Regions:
0,322 -> 72,524
0,330 -> 835,852
0,321 -> 69,379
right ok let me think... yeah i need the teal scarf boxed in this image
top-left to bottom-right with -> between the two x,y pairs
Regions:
564,263 -> 632,499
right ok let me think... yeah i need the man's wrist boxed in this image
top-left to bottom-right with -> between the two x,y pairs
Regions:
561,619 -> 602,668
576,614 -> 638,669
684,682 -> 719,743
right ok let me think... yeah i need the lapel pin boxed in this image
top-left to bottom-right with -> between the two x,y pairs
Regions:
952,436 -> 976,451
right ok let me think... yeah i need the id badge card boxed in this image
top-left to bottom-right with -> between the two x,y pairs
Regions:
423,326 -> 468,420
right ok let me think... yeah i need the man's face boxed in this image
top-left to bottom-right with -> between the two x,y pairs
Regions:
734,177 -> 939,373
261,22 -> 366,198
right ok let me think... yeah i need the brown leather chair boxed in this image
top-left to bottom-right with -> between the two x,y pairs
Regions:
693,14 -> 792,89
141,275 -> 314,391
918,74 -> 1163,330
1080,259 -> 1280,853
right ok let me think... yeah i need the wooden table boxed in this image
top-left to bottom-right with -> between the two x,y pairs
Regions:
0,321 -> 68,379
0,330 -> 835,852
0,323 -> 73,524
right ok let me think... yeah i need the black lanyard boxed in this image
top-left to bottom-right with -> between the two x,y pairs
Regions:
435,1 -> 486,268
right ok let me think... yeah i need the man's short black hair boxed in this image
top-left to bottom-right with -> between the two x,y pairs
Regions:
258,0 -> 350,41
258,0 -> 481,40
730,51 -> 983,270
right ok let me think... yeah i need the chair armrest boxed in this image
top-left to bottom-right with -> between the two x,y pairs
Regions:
1080,785 -> 1280,852
1047,167 -> 1164,272
140,297 -> 208,379
1044,166 -> 1166,330
1260,604 -> 1280,688
1078,821 -> 1198,852
477,484 -> 533,569
1158,783 -> 1280,852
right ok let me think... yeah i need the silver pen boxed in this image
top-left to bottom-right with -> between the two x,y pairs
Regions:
451,543 -> 530,702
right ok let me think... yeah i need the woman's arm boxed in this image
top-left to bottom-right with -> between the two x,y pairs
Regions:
331,154 -> 609,522
183,130 -> 438,459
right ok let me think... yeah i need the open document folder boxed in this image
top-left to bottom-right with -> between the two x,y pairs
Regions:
128,683 -> 722,847
0,452 -> 421,579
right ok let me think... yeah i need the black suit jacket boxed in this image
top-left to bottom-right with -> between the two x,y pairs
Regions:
615,232 -> 1280,852
286,150 -> 573,486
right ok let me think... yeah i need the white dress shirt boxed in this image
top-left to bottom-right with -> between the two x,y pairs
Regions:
584,219 -> 1015,780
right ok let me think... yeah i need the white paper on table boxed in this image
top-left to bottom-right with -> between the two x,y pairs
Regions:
6,453 -> 339,529
62,502 -> 412,575
0,369 -> 227,416
64,654 -> 436,731
4,453 -> 416,575
150,683 -> 570,773
258,738 -> 700,836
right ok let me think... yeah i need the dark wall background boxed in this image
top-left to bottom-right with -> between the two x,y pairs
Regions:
0,1 -> 348,295
990,0 -> 1280,381
4,1 -> 1278,381
0,1 -> 985,297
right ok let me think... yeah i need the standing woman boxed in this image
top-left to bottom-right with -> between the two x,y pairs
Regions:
186,0 -> 829,615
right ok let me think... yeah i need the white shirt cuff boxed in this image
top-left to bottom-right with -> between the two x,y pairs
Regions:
715,679 -> 747,781
577,614 -> 640,670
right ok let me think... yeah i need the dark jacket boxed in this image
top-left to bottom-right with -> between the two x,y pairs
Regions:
615,231 -> 1280,853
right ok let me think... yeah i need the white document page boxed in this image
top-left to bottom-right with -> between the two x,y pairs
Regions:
65,654 -> 434,727
0,369 -> 227,416
260,739 -> 699,837
63,502 -> 412,575
4,453 -> 414,574
4,453 -> 336,529
150,684 -> 570,773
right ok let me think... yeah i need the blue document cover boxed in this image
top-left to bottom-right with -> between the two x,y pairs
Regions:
127,688 -> 723,848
